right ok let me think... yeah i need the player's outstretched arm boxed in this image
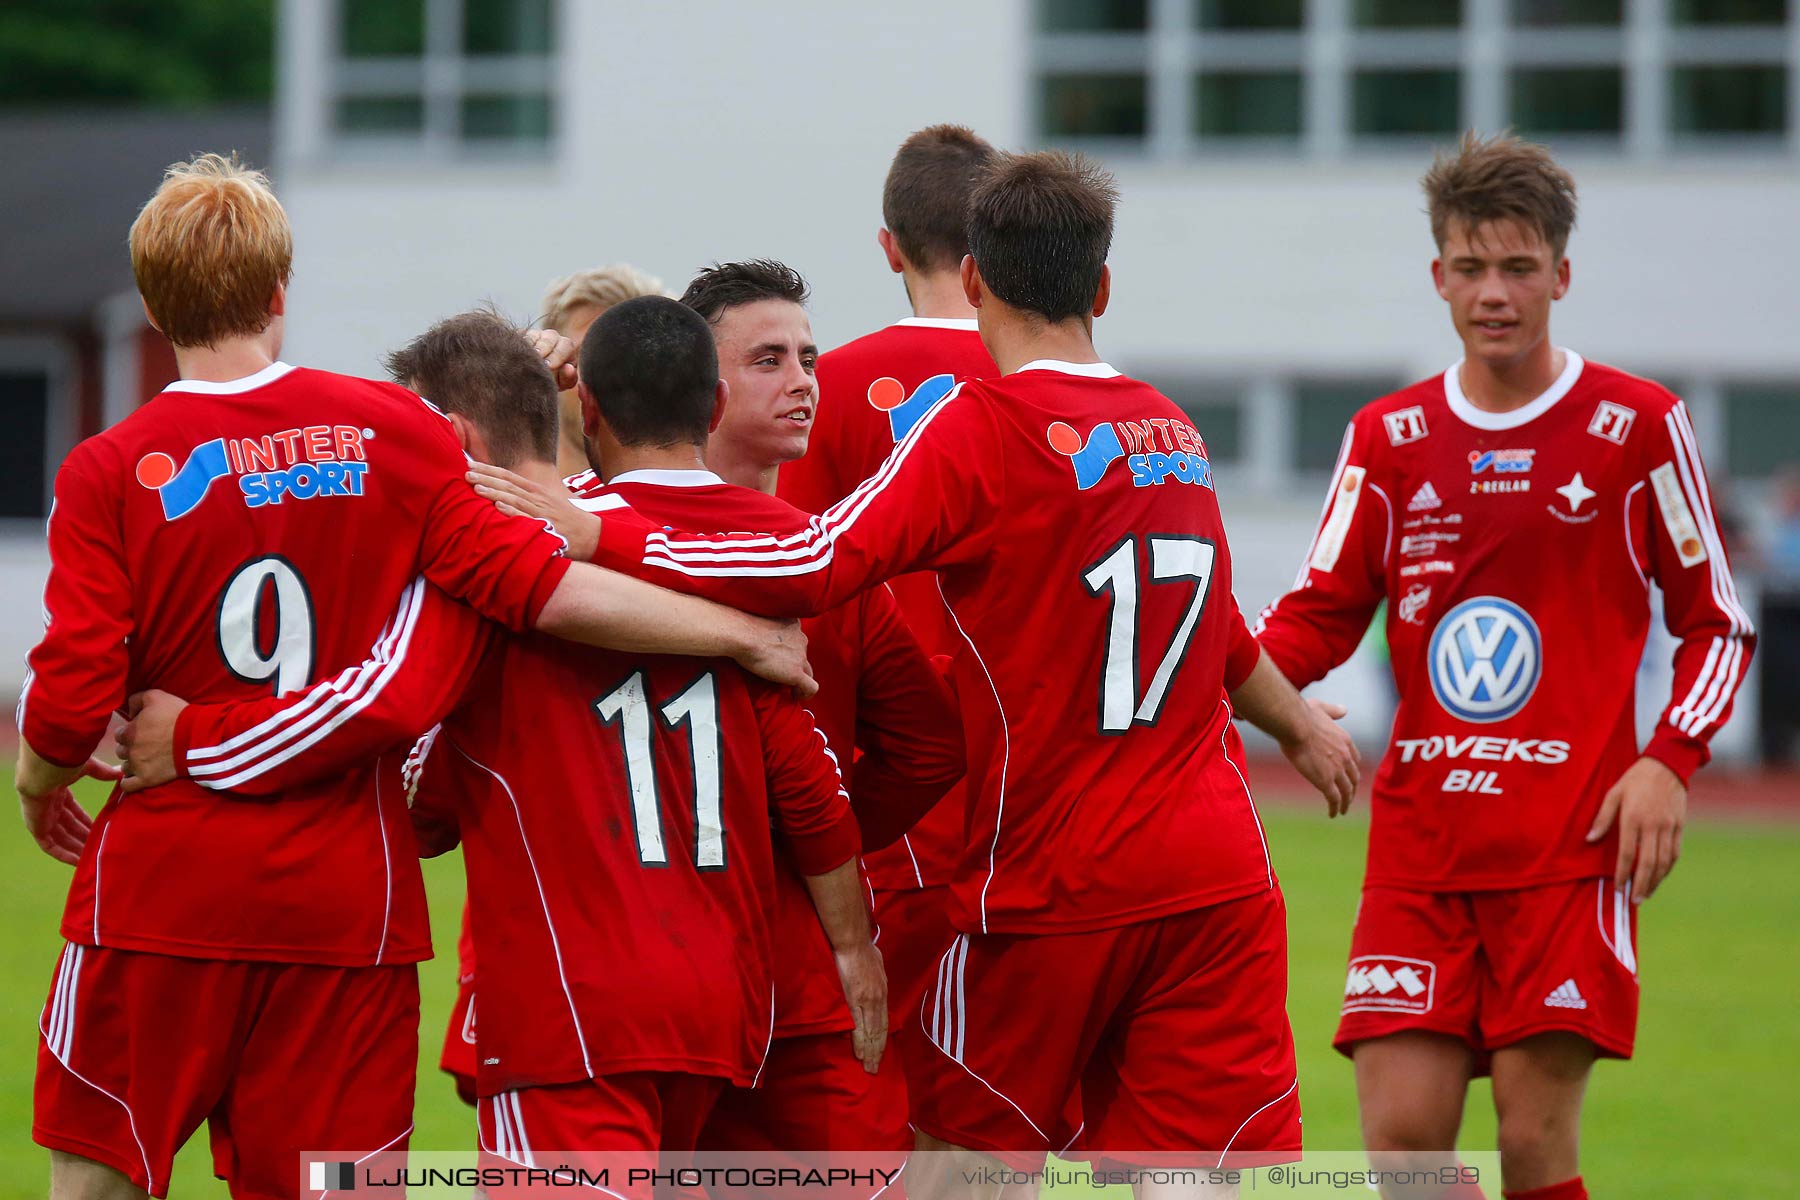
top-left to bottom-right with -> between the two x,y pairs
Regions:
535,563 -> 816,696
559,388 -> 997,620
1589,398 -> 1757,902
1253,417 -> 1390,687
114,581 -> 493,796
1229,648 -> 1360,816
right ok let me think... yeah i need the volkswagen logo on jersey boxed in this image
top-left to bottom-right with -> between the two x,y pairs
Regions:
1047,418 -> 1215,492
868,373 -> 957,443
136,424 -> 371,521
1427,597 -> 1543,723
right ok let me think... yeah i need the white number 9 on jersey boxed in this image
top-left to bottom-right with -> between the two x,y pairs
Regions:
217,556 -> 315,696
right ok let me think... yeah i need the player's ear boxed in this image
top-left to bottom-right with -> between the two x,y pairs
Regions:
877,228 -> 905,275
268,280 -> 287,318
578,380 -> 601,441
1091,264 -> 1111,319
959,254 -> 982,309
709,378 -> 729,434
1553,255 -> 1571,301
139,296 -> 164,335
447,411 -> 483,460
1430,257 -> 1450,301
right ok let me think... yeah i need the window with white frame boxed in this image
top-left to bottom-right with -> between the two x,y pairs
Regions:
1035,0 -> 1794,156
330,0 -> 555,156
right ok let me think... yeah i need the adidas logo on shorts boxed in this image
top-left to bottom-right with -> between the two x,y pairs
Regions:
1544,978 -> 1588,1010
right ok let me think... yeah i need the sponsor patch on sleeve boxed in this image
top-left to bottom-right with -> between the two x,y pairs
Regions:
1310,466 -> 1366,573
1649,462 -> 1709,567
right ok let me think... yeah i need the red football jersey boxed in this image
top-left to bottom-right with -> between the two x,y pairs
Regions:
171,577 -> 862,1093
778,318 -> 995,891
1255,353 -> 1755,891
596,361 -> 1276,936
20,362 -> 571,965
596,470 -> 963,1037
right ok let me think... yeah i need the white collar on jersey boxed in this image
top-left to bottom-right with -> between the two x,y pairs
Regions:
1015,359 -> 1122,379
1443,348 -> 1584,431
609,468 -> 726,488
894,317 -> 980,331
162,361 -> 296,395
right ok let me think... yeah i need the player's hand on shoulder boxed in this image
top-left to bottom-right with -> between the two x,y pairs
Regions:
467,462 -> 602,561
117,690 -> 187,794
736,616 -> 817,699
523,328 -> 580,391
1281,698 -> 1360,818
834,940 -> 889,1075
1587,756 -> 1685,902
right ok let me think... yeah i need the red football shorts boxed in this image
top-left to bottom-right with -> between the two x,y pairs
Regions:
872,884 -> 953,1088
910,887 -> 1300,1169
33,942 -> 417,1200
1335,878 -> 1640,1068
441,973 -> 479,1105
478,1072 -> 725,1199
703,1027 -> 910,1146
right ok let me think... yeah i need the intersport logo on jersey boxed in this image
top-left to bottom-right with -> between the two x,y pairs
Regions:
136,424 -> 372,521
1427,596 -> 1543,723
1046,417 -> 1215,492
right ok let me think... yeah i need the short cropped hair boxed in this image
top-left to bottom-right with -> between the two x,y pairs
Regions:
678,259 -> 810,326
539,264 -> 666,336
967,151 -> 1117,322
580,296 -> 720,448
883,124 -> 999,273
383,309 -> 558,469
1423,131 -> 1578,259
129,152 -> 293,348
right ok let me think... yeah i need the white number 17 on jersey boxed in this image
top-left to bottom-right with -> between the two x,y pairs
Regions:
1082,535 -> 1217,733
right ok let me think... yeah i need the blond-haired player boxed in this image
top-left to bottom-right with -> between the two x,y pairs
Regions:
540,263 -> 665,476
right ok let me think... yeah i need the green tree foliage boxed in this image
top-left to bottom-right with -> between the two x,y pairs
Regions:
0,0 -> 275,107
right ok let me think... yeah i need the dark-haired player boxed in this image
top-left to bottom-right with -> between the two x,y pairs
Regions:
1255,133 -> 1754,1200
488,152 -> 1354,1187
777,126 -> 1001,1082
118,307 -> 881,1199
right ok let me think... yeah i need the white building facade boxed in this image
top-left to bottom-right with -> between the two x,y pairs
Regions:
17,0 -> 1794,757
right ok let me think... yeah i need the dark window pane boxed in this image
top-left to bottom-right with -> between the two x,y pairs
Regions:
1353,69 -> 1460,134
335,95 -> 425,134
1511,67 -> 1623,134
0,373 -> 47,518
464,0 -> 554,54
1041,73 -> 1148,137
1196,71 -> 1303,136
1196,0 -> 1303,29
342,0 -> 425,57
1184,402 -> 1244,463
1354,0 -> 1462,27
1672,0 -> 1785,24
1041,0 -> 1148,31
1296,380 -> 1394,471
1511,0 -> 1622,23
461,93 -> 553,140
1725,385 -> 1800,477
1671,66 -> 1787,134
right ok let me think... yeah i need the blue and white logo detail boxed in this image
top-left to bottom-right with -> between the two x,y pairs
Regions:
1427,597 -> 1542,723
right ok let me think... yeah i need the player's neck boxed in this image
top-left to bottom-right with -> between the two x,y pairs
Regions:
601,444 -> 711,483
513,459 -> 566,491
1457,339 -> 1565,413
172,333 -> 280,385
706,443 -> 779,496
905,269 -> 978,322
985,315 -> 1103,377
555,433 -> 590,481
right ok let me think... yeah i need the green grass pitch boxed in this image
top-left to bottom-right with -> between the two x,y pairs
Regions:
0,782 -> 1793,1197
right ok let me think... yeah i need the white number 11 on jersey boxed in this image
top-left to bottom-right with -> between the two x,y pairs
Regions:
1082,535 -> 1217,733
593,672 -> 726,869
